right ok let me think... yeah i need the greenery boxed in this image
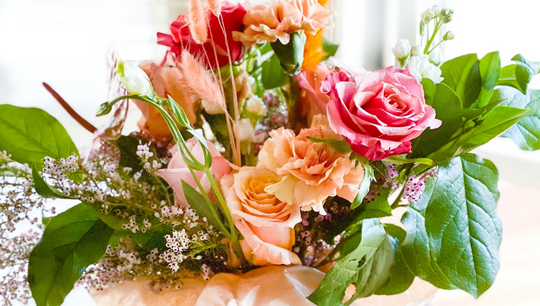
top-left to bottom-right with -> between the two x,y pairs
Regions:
29,203 -> 114,306
0,105 -> 79,169
310,52 -> 540,305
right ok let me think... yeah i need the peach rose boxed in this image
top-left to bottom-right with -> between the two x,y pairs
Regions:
233,0 -> 330,47
258,116 -> 365,214
158,138 -> 231,208
135,60 -> 198,140
221,167 -> 301,266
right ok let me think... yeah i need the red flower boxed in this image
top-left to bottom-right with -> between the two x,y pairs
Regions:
157,2 -> 246,69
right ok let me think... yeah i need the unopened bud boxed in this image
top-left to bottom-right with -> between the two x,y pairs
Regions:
430,5 -> 442,16
419,20 -> 426,36
392,39 -> 411,62
441,8 -> 454,23
443,31 -> 455,41
117,61 -> 153,97
429,48 -> 443,66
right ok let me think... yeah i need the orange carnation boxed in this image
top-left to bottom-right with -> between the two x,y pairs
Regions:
233,0 -> 330,47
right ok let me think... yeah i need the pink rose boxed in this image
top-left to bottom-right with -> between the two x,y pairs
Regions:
158,138 -> 231,208
322,66 -> 441,160
221,167 -> 301,266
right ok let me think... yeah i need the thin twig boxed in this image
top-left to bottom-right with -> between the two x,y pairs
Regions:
42,82 -> 97,133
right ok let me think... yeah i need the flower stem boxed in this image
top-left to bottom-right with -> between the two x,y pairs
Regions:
424,19 -> 444,54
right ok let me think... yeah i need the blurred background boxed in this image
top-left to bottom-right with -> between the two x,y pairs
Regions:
1,0 -> 539,305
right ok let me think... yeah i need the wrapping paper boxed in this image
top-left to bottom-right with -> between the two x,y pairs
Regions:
91,266 -> 437,306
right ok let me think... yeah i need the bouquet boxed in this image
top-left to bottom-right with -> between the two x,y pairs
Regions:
1,1 -> 539,305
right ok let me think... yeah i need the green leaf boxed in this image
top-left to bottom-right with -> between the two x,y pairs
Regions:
501,89 -> 540,150
384,155 -> 433,166
322,38 -> 339,59
308,137 -> 352,154
441,54 -> 481,108
411,82 -> 463,158
430,105 -> 530,161
0,105 -> 78,169
349,235 -> 395,302
497,54 -> 540,94
261,52 -> 288,89
308,219 -> 388,306
401,154 -> 502,298
181,180 -> 223,231
345,187 -> 391,238
351,164 -> 374,209
32,167 -> 72,199
476,52 -> 501,107
29,203 -> 114,306
374,242 -> 415,296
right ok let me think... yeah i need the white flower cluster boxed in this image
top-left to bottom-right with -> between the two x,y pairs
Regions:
0,152 -> 49,306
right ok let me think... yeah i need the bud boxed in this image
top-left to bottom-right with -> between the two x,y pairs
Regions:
271,32 -> 307,75
392,39 -> 411,68
421,9 -> 435,22
393,39 -> 411,60
245,96 -> 268,117
411,45 -> 423,57
440,8 -> 454,23
419,20 -> 426,37
117,61 -> 154,97
430,5 -> 442,16
429,48 -> 443,66
443,30 -> 455,41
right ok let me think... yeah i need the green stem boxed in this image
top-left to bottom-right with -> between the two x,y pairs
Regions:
286,74 -> 301,132
424,19 -> 444,54
428,40 -> 444,54
132,94 -> 248,265
205,169 -> 247,265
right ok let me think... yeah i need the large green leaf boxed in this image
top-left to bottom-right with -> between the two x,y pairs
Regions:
441,54 -> 481,108
401,154 -> 502,298
0,105 -> 78,169
348,234 -> 396,304
308,219 -> 388,306
29,203 -> 114,306
497,54 -> 540,94
501,89 -> 540,150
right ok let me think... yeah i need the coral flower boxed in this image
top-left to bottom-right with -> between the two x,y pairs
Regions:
258,116 -> 365,214
135,60 -> 198,140
233,0 -> 330,47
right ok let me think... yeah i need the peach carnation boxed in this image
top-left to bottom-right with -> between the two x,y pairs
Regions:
258,115 -> 365,214
233,0 -> 331,47
221,167 -> 301,266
